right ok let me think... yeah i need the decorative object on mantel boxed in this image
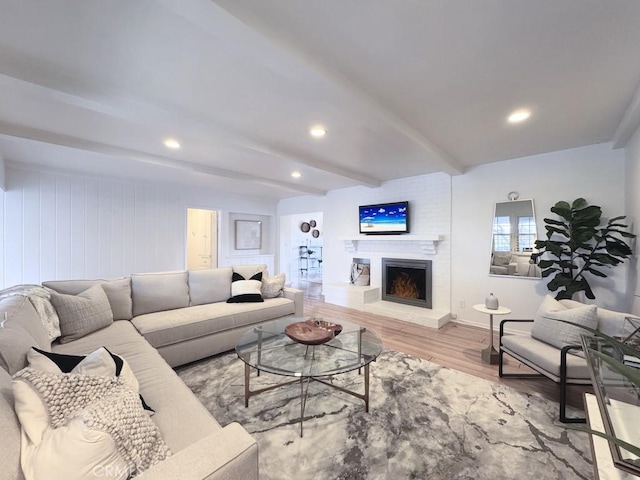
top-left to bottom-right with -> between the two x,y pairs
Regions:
485,293 -> 499,310
284,319 -> 342,345
350,259 -> 371,286
300,222 -> 311,233
535,198 -> 635,300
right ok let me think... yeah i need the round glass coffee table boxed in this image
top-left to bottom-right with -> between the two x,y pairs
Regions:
235,316 -> 383,437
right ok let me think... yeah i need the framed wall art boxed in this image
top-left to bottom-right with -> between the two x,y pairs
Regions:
235,220 -> 262,250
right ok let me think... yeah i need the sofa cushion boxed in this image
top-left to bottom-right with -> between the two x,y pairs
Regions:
501,334 -> 591,381
49,285 -> 114,344
44,277 -> 133,321
0,295 -> 50,351
131,271 -> 190,317
261,273 -> 286,299
132,297 -> 295,349
0,296 -> 51,375
188,268 -> 233,306
0,367 -> 24,480
51,321 -> 221,453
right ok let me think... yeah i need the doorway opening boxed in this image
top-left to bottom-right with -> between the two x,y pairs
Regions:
187,208 -> 218,270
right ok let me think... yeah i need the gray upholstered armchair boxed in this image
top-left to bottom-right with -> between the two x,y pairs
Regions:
498,295 -> 635,423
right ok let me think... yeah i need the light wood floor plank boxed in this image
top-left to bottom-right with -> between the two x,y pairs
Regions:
295,280 -> 590,409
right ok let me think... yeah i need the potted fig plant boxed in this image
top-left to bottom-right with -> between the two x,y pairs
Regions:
534,198 -> 635,300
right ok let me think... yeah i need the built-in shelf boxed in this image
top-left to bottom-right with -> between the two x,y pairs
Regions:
339,235 -> 444,255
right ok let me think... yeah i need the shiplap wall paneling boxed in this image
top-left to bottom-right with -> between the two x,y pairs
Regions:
70,177 -> 86,280
5,169 -> 24,286
55,175 -> 72,281
22,169 -> 41,285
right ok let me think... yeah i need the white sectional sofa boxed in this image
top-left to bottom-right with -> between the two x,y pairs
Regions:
0,264 -> 303,480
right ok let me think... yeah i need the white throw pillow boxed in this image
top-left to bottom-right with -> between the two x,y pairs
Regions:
15,347 -> 141,446
227,272 -> 264,303
20,417 -> 130,480
261,273 -> 286,299
13,347 -> 149,480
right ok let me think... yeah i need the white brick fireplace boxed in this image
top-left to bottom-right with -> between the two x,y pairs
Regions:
323,234 -> 450,328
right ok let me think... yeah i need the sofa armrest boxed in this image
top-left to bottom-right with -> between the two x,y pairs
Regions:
499,318 -> 533,346
141,423 -> 258,480
283,287 -> 303,317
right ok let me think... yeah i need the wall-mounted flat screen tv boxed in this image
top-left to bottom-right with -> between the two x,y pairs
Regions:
359,201 -> 409,235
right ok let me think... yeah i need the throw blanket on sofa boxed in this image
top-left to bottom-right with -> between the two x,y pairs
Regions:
0,284 -> 60,340
14,368 -> 171,475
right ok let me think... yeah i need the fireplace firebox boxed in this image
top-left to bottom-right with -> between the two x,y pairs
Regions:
381,258 -> 432,309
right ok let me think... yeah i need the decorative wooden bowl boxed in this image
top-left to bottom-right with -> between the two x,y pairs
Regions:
285,319 -> 343,345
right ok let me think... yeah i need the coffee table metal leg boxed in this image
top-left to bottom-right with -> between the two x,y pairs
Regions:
244,363 -> 250,407
300,376 -> 311,437
364,363 -> 370,412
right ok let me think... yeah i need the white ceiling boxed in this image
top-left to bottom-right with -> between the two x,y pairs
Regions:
0,0 -> 639,200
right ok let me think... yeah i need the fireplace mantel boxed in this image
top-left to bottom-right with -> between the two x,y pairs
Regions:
339,234 -> 444,255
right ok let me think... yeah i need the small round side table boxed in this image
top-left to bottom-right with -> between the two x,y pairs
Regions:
473,304 -> 511,365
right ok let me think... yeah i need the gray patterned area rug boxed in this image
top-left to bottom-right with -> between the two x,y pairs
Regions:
176,350 -> 592,480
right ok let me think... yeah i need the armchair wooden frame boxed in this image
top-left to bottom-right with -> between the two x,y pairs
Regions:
498,318 -> 587,424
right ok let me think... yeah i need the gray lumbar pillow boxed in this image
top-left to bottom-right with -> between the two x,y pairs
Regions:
531,295 -> 597,354
49,285 -> 113,343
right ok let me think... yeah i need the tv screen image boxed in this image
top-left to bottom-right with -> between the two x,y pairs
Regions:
359,201 -> 409,234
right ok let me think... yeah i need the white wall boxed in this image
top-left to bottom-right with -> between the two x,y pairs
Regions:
279,174 -> 452,312
452,143 -> 627,332
0,165 -> 278,287
624,125 -> 640,313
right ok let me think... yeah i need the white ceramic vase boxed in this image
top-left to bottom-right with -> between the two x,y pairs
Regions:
485,293 -> 499,310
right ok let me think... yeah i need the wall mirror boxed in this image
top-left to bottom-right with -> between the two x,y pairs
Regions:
489,199 -> 541,278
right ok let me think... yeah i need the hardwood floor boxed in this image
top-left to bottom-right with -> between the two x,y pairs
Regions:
293,279 -> 590,410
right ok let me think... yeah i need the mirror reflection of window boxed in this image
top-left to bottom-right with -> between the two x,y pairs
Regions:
489,200 -> 541,278
492,216 -> 511,252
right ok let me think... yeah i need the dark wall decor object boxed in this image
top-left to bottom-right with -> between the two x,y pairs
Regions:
309,220 -> 317,227
312,229 -> 320,238
300,222 -> 310,233
535,198 -> 635,300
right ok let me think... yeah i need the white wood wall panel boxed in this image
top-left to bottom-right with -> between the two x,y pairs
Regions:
0,166 -> 278,288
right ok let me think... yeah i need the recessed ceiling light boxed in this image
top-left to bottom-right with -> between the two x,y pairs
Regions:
507,109 -> 531,124
291,171 -> 302,178
309,126 -> 327,138
163,138 -> 181,149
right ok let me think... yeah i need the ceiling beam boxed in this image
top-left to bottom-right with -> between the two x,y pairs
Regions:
242,143 -> 381,187
612,80 -> 640,149
0,59 -> 378,188
0,122 -> 327,196
201,0 -> 465,175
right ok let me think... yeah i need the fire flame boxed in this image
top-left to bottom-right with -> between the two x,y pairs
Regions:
390,272 -> 419,299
